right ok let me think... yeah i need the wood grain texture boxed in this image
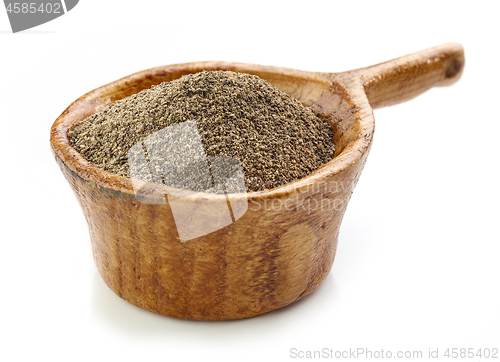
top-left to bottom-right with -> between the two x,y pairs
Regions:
50,43 -> 464,320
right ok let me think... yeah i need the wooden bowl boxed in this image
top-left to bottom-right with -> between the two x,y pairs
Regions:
50,43 -> 464,320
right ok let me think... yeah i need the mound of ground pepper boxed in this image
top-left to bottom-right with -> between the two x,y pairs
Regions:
68,70 -> 335,192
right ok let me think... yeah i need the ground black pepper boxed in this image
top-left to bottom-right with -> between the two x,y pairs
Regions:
68,70 -> 335,192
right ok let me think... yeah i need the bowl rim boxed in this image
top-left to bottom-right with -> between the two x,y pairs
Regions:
50,61 -> 375,202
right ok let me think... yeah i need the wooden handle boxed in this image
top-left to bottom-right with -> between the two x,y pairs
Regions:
355,43 -> 464,109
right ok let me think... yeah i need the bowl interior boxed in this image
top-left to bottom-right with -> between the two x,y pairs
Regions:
52,62 -> 373,198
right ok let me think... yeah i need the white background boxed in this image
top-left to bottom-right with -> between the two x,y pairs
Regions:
1,1 -> 499,361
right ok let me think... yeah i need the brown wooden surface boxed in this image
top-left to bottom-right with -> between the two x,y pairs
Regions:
50,43 -> 464,320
